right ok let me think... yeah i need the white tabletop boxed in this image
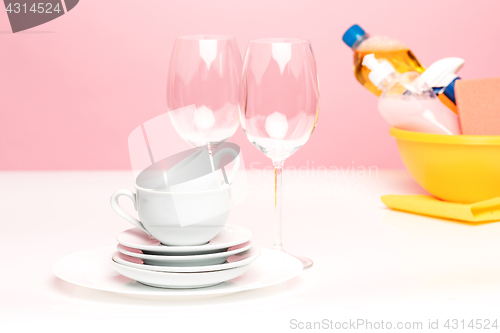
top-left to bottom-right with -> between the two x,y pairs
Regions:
2,170 -> 500,332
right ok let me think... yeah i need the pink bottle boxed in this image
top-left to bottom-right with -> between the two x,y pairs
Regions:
362,54 -> 461,135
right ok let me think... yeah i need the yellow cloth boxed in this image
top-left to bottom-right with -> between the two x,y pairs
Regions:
381,195 -> 500,222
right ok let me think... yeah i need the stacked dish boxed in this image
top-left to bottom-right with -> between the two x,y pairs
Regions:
111,225 -> 259,288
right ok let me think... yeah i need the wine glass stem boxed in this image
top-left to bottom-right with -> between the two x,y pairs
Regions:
207,142 -> 216,173
273,160 -> 284,251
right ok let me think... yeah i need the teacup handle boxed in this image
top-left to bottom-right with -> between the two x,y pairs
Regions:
213,148 -> 241,185
110,189 -> 152,236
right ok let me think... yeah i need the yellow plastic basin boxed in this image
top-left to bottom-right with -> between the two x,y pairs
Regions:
390,127 -> 500,203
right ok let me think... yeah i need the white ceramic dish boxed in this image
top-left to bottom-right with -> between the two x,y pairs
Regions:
117,241 -> 251,266
116,225 -> 252,255
112,247 -> 260,273
111,260 -> 250,289
52,246 -> 302,298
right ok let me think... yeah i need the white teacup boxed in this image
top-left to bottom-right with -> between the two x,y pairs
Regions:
136,145 -> 240,192
111,185 -> 232,246
168,146 -> 240,192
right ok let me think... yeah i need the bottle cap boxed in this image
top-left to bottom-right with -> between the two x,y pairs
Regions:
420,57 -> 464,88
362,53 -> 396,88
342,24 -> 366,48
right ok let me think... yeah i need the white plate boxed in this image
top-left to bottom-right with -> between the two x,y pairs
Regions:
116,225 -> 252,255
52,246 -> 302,297
111,260 -> 251,289
117,241 -> 251,266
112,247 -> 261,273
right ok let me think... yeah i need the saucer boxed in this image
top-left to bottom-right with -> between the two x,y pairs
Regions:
112,247 -> 260,273
111,260 -> 251,289
52,246 -> 303,298
117,241 -> 252,266
116,225 -> 252,255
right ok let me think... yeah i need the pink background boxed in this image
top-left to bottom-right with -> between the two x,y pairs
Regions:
1,0 -> 500,170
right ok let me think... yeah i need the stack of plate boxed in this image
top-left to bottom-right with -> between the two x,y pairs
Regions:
111,225 -> 259,289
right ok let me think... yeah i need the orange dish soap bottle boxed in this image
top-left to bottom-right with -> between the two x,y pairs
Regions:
342,24 -> 426,96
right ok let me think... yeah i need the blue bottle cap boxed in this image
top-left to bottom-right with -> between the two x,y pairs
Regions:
342,24 -> 366,48
443,77 -> 460,104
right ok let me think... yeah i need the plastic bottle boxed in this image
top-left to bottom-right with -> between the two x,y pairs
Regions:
362,54 -> 461,135
420,57 -> 464,114
342,24 -> 426,96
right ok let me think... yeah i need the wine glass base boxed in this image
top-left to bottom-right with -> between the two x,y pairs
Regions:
273,246 -> 313,269
292,254 -> 313,269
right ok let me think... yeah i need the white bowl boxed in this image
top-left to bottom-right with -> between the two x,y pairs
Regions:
110,259 -> 251,289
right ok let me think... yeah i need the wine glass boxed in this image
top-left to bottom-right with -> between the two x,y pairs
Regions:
167,35 -> 242,150
240,38 -> 320,268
